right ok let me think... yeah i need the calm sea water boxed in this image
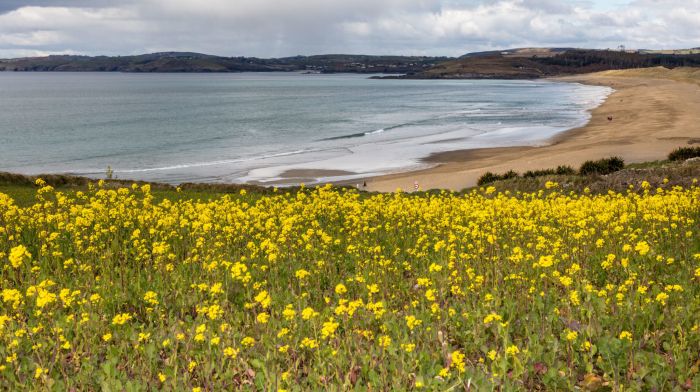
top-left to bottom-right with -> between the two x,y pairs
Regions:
0,72 -> 611,184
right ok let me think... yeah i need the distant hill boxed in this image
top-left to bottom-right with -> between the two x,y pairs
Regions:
0,52 -> 451,74
395,48 -> 700,79
5,49 -> 700,79
639,48 -> 700,55
459,47 -> 574,59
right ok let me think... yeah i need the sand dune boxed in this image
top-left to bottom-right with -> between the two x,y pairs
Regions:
365,67 -> 700,192
595,67 -> 700,85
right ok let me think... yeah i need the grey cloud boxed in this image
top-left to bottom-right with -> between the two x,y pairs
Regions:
0,0 -> 133,14
518,0 -> 576,13
0,0 -> 698,59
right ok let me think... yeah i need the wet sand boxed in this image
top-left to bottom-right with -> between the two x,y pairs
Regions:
361,68 -> 700,192
256,169 -> 356,186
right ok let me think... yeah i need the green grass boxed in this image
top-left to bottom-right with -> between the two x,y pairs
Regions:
3,157 -> 700,208
0,183 -> 275,208
0,185 -> 38,207
0,172 -> 281,207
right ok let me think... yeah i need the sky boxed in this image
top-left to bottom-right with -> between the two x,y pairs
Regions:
0,0 -> 698,58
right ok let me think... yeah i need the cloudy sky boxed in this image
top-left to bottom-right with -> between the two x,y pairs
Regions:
0,0 -> 698,58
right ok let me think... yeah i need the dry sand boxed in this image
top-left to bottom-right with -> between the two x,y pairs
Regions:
362,67 -> 700,192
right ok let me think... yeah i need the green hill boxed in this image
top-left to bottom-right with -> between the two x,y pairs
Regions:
0,52 -> 449,74
392,48 -> 700,79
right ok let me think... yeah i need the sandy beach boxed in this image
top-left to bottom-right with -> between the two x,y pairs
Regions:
363,67 -> 700,192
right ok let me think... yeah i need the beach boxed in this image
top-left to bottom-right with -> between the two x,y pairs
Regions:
363,68 -> 700,192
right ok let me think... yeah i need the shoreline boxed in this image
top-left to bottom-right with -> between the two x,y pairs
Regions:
352,68 -> 700,192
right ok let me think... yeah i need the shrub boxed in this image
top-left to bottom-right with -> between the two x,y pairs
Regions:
477,170 -> 519,186
522,165 -> 575,179
555,165 -> 576,175
523,169 -> 555,178
668,146 -> 700,161
579,157 -> 625,176
501,170 -> 519,181
477,172 -> 499,186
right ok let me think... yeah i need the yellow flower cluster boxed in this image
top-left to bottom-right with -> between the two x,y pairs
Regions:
8,245 -> 30,269
0,181 -> 698,390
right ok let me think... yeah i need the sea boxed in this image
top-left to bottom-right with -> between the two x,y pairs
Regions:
0,72 -> 612,185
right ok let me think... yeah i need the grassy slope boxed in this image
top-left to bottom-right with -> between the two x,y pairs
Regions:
409,56 -> 549,79
1,164 -> 698,390
473,160 -> 700,195
2,159 -> 698,206
410,50 -> 700,79
0,183 -> 230,208
0,172 -> 273,207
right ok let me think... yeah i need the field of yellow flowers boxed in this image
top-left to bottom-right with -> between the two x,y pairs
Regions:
1,179 -> 699,390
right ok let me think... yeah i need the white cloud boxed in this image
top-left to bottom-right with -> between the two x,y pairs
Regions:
0,0 -> 698,58
0,30 -> 65,46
